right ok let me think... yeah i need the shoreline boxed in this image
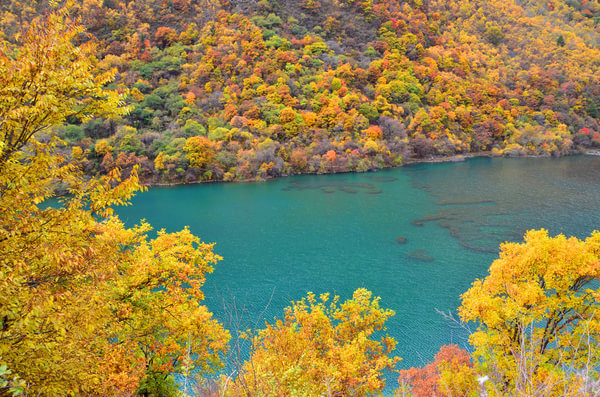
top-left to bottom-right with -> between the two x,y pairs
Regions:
145,149 -> 596,187
145,153 -> 486,187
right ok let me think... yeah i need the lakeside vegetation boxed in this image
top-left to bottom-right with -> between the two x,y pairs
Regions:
1,1 -> 600,396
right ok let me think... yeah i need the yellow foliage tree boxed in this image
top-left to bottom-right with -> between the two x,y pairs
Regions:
231,288 -> 400,396
95,139 -> 113,157
0,5 -> 229,396
0,6 -> 124,166
459,229 -> 600,396
154,151 -> 166,171
184,135 -> 216,169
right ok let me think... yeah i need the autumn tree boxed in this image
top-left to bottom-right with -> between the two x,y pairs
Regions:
230,288 -> 400,396
0,4 -> 229,395
459,229 -> 600,396
184,135 -> 216,169
154,26 -> 178,49
485,25 -> 504,45
0,5 -> 123,167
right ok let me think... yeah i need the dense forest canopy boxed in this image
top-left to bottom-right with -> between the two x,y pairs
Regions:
2,0 -> 600,184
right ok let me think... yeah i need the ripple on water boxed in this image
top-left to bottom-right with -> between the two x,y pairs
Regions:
116,155 -> 600,383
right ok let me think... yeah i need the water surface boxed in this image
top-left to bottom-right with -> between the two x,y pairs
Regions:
118,156 -> 600,374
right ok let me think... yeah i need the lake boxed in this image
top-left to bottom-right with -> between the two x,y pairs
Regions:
117,155 -> 600,375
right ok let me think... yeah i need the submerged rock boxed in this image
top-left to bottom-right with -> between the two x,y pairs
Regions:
396,236 -> 407,244
407,249 -> 434,262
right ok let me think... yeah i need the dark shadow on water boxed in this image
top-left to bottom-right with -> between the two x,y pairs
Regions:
411,206 -> 514,254
368,176 -> 398,182
406,156 -> 600,257
283,180 -> 384,195
435,199 -> 496,206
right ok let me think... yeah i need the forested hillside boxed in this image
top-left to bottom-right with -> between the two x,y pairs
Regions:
2,0 -> 600,184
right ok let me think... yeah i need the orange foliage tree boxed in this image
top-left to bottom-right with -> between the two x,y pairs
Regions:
398,344 -> 478,397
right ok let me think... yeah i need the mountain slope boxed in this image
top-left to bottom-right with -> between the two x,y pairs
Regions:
2,0 -> 599,182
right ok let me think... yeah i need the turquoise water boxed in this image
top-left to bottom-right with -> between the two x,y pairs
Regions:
118,156 -> 600,374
